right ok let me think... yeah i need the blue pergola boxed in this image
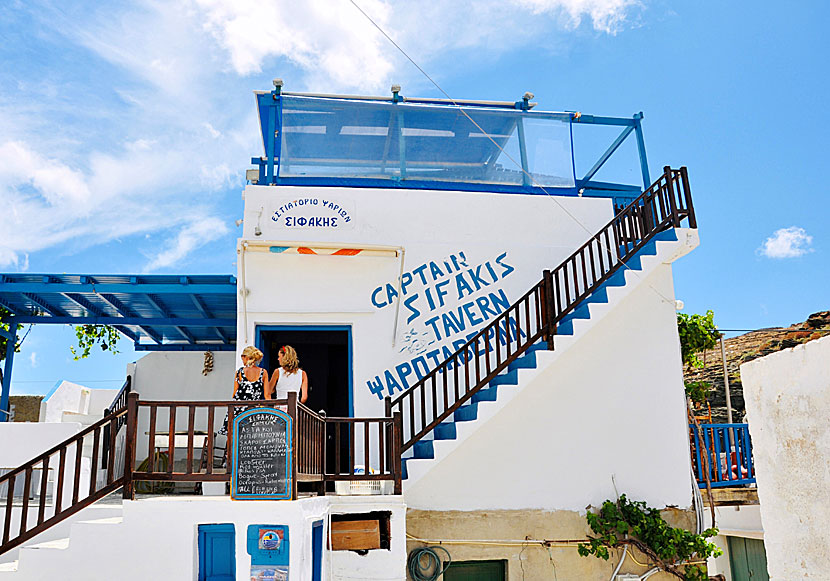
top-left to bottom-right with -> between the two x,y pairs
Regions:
0,273 -> 238,421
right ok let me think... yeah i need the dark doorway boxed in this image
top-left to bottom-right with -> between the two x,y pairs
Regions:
257,326 -> 352,418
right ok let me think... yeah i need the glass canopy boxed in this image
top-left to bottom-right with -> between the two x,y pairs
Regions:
257,94 -> 576,191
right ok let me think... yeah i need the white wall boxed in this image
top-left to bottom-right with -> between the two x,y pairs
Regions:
740,335 -> 830,580
41,382 -> 94,423
239,185 -> 614,419
130,351 -> 236,466
10,496 -> 407,581
404,262 -> 693,511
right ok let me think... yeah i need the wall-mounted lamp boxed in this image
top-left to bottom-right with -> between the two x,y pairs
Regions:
235,219 -> 244,227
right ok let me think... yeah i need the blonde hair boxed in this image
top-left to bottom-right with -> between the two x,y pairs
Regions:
241,346 -> 263,366
279,345 -> 300,373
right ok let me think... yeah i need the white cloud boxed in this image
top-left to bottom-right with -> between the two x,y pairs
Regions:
144,217 -> 231,271
758,226 -> 814,259
29,352 -> 37,368
514,0 -> 641,33
0,0 -> 642,269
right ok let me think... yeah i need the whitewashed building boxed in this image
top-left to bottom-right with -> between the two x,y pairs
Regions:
0,85 -> 702,580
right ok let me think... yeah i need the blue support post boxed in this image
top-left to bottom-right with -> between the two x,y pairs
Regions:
516,118 -> 531,187
1,318 -> 16,422
633,112 -> 650,189
266,102 -> 276,184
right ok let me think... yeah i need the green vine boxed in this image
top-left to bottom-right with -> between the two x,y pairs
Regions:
578,495 -> 721,580
71,325 -> 121,360
677,310 -> 719,369
0,308 -> 31,363
684,380 -> 711,405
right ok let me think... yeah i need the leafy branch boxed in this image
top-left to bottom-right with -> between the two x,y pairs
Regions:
70,325 -> 121,360
578,495 -> 721,580
677,310 -> 719,370
0,308 -> 32,363
684,380 -> 711,405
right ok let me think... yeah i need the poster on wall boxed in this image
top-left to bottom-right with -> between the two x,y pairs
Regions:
231,408 -> 293,500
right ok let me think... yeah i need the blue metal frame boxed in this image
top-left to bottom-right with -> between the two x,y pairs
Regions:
690,423 -> 756,488
255,325 -> 354,418
0,318 -> 16,423
0,272 -> 238,420
253,89 -> 652,200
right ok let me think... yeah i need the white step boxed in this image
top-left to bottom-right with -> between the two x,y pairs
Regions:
0,561 -> 18,572
20,537 -> 70,552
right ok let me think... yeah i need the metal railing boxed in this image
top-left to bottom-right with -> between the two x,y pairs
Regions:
690,423 -> 756,488
388,166 -> 696,453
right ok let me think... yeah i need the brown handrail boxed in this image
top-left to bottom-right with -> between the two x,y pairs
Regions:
387,167 -> 695,453
1,410 -> 129,556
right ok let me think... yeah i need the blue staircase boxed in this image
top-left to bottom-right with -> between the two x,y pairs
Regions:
401,229 -> 679,480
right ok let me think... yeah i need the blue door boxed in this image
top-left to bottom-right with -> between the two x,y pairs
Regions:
312,520 -> 324,581
198,524 -> 235,581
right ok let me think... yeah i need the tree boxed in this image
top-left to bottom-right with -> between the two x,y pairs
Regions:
676,310 -> 719,370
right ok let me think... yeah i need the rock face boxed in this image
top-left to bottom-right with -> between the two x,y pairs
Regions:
684,311 -> 830,424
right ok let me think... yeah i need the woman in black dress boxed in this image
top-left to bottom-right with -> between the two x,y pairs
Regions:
218,346 -> 270,434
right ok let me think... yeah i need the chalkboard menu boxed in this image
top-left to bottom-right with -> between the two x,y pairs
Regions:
231,408 -> 293,500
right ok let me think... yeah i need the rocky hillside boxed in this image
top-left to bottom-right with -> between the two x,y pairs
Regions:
684,311 -> 830,423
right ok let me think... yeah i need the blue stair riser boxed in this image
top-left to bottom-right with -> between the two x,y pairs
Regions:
454,402 -> 478,422
413,440 -> 434,459
472,386 -> 499,403
433,422 -> 456,440
490,369 -> 519,386
508,352 -> 537,371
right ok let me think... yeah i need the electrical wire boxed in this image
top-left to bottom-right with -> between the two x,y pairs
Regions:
346,0 -> 681,307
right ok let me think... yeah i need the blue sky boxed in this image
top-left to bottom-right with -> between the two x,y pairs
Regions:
1,0 -> 827,396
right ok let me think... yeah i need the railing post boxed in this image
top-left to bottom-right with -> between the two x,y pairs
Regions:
122,392 -> 139,500
663,165 -> 679,227
392,411 -> 403,495
680,166 -> 696,228
542,271 -> 556,351
384,396 -> 392,418
288,392 -> 298,501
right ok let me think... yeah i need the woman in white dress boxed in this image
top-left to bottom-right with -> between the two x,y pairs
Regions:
268,345 -> 308,404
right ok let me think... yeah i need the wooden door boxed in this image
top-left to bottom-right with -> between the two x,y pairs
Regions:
728,536 -> 769,581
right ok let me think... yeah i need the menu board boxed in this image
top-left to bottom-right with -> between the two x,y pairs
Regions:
231,408 -> 293,500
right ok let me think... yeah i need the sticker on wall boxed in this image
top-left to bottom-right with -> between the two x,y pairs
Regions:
271,197 -> 354,230
250,565 -> 288,581
259,528 -> 283,550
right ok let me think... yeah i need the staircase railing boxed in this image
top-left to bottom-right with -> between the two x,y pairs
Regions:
102,375 -> 131,469
0,406 -> 130,556
387,166 -> 696,453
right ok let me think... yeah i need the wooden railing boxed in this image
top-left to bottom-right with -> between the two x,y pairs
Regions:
388,166 -> 696,452
0,408 -> 129,555
325,413 -> 403,494
124,393 -> 402,499
690,423 -> 756,488
102,375 -> 131,468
